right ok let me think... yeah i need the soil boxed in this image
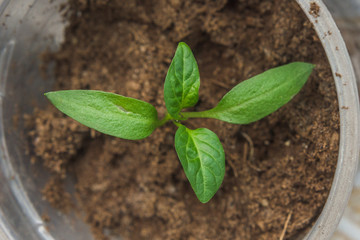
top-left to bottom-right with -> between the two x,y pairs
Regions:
27,0 -> 339,239
309,2 -> 320,18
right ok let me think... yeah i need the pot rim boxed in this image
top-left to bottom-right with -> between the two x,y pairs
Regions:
0,1 -> 358,240
296,0 -> 360,239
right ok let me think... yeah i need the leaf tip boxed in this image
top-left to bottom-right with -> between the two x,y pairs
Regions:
199,197 -> 211,204
303,62 -> 315,79
307,63 -> 316,71
44,91 -> 58,102
290,62 -> 315,84
294,61 -> 315,72
178,41 -> 189,48
44,91 -> 52,99
178,42 -> 192,53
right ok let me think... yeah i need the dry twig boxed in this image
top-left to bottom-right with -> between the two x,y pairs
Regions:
279,210 -> 293,240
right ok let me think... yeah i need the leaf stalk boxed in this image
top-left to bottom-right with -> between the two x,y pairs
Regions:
181,111 -> 210,119
156,113 -> 173,127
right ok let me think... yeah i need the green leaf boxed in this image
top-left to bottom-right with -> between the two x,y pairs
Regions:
175,125 -> 225,203
164,42 -> 200,119
45,90 -> 158,140
197,62 -> 314,124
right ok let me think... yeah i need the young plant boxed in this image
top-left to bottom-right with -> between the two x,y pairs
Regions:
45,42 -> 314,203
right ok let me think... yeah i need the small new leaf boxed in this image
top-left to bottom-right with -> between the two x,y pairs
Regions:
164,42 -> 200,119
200,62 -> 314,124
45,90 -> 158,140
175,125 -> 225,203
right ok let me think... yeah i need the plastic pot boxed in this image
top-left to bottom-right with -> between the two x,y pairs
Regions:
0,0 -> 358,239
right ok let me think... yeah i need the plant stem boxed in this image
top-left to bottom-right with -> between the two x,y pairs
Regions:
157,111 -> 212,128
172,121 -> 182,127
181,111 -> 210,119
156,113 -> 172,127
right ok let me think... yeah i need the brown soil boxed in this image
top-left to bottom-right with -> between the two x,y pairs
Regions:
309,2 -> 320,18
27,0 -> 339,239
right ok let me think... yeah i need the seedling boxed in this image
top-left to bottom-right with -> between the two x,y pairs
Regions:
45,42 -> 314,203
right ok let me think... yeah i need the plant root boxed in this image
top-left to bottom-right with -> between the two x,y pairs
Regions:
241,132 -> 254,161
227,157 -> 238,177
241,132 -> 262,172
